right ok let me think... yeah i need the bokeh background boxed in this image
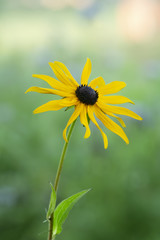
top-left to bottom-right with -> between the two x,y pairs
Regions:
0,0 -> 160,239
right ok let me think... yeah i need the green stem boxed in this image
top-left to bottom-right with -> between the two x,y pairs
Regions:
48,120 -> 76,240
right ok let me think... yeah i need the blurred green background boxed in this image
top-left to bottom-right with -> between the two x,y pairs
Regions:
0,0 -> 160,239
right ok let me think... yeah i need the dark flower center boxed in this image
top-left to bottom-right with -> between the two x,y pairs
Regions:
75,85 -> 98,105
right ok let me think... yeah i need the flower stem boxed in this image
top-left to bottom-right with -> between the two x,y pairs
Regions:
48,120 -> 76,240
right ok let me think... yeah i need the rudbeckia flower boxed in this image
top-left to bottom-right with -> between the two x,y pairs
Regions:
26,58 -> 142,149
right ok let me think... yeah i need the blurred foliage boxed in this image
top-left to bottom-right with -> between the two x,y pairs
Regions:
0,1 -> 160,240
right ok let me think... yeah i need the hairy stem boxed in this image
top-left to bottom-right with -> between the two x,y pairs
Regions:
48,120 -> 76,240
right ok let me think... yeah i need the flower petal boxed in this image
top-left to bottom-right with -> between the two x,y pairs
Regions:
87,106 -> 108,149
81,58 -> 92,85
94,106 -> 129,144
49,62 -> 76,88
100,95 -> 134,104
32,74 -> 70,91
98,81 -> 126,95
63,104 -> 83,142
25,86 -> 75,98
33,97 -> 78,114
80,105 -> 91,138
54,61 -> 79,87
102,110 -> 126,128
97,101 -> 143,120
114,116 -> 126,128
89,77 -> 105,89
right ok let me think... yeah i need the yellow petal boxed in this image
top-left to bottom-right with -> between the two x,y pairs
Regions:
32,74 -> 70,91
103,110 -> 126,128
94,106 -> 129,144
33,97 -> 78,114
89,76 -> 105,89
97,101 -> 143,120
98,81 -> 126,95
49,62 -> 76,88
101,95 -> 134,104
63,104 -> 83,142
54,61 -> 79,87
87,106 -> 108,149
81,58 -> 92,85
80,105 -> 91,138
114,116 -> 126,128
25,86 -> 75,98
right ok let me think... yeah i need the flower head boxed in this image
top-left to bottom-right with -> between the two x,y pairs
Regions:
26,58 -> 142,149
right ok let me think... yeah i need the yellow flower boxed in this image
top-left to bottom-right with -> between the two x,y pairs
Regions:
26,58 -> 142,149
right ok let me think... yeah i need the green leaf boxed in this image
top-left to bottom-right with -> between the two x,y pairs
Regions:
53,189 -> 90,235
46,183 -> 56,220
